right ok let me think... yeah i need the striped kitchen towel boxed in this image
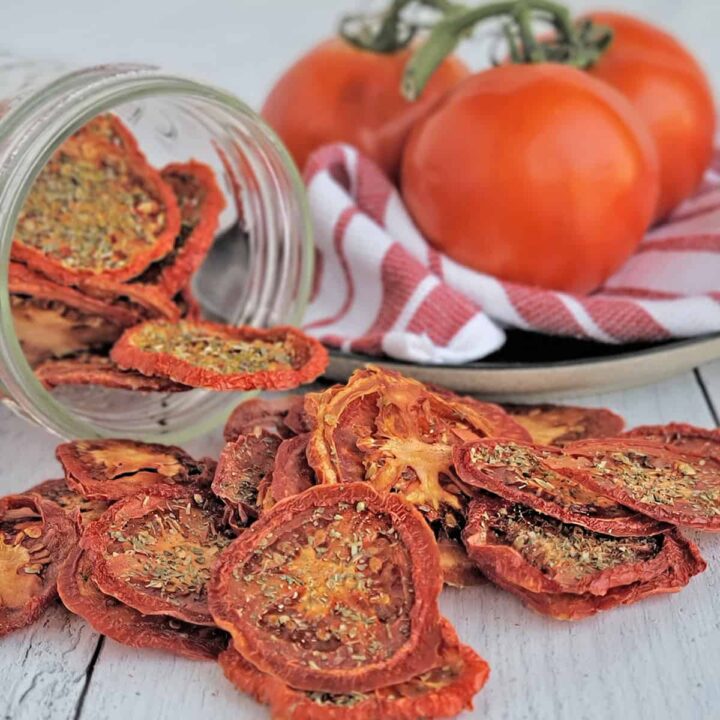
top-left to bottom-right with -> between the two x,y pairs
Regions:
302,143 -> 720,364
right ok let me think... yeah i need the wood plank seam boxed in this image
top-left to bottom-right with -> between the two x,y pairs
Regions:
73,636 -> 105,720
693,368 -> 720,425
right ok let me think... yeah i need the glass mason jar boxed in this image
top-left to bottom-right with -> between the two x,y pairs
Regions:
0,54 -> 313,442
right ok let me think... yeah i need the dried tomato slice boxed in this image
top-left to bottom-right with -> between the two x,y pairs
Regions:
224,395 -> 307,441
437,534 -> 484,588
28,478 -> 110,528
462,494 -> 676,596
480,530 -> 706,620
209,482 -> 443,693
563,438 -> 720,530
454,440 -> 668,537
220,619 -> 488,720
56,439 -> 213,501
306,367 -> 531,523
58,547 -> 227,660
212,428 -> 284,524
72,114 -> 143,158
131,161 -> 224,297
13,134 -> 180,285
503,403 -> 625,446
81,485 -> 233,625
35,353 -> 191,393
0,494 -> 78,636
266,433 -> 316,507
625,422 -> 720,460
110,320 -> 328,391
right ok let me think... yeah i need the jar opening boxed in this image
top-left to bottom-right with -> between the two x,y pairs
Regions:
0,67 -> 313,442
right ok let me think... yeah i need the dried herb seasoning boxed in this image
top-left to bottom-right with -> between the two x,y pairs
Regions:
0,493 -> 78,636
58,547 -> 228,660
209,482 -> 443,693
110,320 -> 328,391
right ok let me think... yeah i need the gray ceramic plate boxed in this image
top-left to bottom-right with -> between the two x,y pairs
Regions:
325,331 -> 720,401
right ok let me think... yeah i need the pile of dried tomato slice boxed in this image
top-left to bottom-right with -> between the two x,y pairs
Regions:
4,365 -> 720,718
10,113 -> 327,394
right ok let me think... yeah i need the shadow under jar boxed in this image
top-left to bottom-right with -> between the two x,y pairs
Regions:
0,56 -> 313,442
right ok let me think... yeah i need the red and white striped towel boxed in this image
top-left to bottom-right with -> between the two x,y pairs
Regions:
302,143 -> 720,364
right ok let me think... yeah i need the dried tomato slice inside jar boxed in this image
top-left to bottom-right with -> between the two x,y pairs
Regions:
209,482 -> 443,693
35,354 -> 191,393
454,440 -> 668,537
219,619 -> 489,720
72,114 -> 143,158
462,494 -> 677,596
212,428 -> 284,524
478,529 -> 706,621
81,485 -> 233,626
56,439 -> 213,501
563,438 -> 720,530
503,403 -> 625,446
0,494 -> 78,636
13,133 -> 180,285
28,478 -> 110,528
58,547 -> 228,660
625,422 -> 720,460
306,367 -> 530,523
224,395 -> 307,441
110,320 -> 328,391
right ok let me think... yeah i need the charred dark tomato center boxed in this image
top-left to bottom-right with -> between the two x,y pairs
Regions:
229,500 -> 415,670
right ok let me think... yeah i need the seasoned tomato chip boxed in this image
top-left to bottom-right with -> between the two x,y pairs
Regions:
462,494 -> 676,596
110,320 -> 328,391
56,439 -> 213,501
0,494 -> 78,636
35,354 -> 191,393
29,478 -> 110,528
58,548 -> 227,660
266,433 -> 316,508
132,161 -> 225,297
77,278 -> 181,323
563,438 -> 720,530
503,403 -> 625,446
220,619 -> 489,720
224,395 -> 307,442
13,133 -> 180,285
480,530 -> 706,621
306,367 -> 531,524
212,428 -> 284,524
209,483 -> 443,693
625,422 -> 720,460
437,535 -> 484,588
454,440 -> 668,537
81,485 -> 233,626
72,114 -> 143,158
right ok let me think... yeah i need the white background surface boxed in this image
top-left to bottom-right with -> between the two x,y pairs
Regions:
2,2 -> 720,719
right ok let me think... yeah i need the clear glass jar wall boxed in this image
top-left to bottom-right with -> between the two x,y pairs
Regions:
0,55 -> 313,442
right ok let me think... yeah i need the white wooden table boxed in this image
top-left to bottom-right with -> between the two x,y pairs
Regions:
2,2 -> 720,719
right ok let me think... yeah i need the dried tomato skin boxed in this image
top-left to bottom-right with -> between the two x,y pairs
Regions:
209,482 -> 443,694
454,440 -> 669,537
58,548 -> 228,660
80,485 -> 232,626
625,422 -> 720,460
110,321 -> 329,391
563,438 -> 720,530
462,494 -> 675,597
218,646 -> 277,706
28,478 -> 110,529
35,354 -> 190,392
0,493 -> 78,636
267,433 -> 316,507
503,403 -> 626,446
482,530 -> 705,620
12,138 -> 181,286
212,429 -> 284,523
437,535 -> 484,588
56,439 -> 211,501
223,396 -> 303,442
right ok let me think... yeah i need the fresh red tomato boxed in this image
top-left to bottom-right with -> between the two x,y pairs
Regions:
261,39 -> 469,178
587,12 -> 716,220
401,64 -> 659,294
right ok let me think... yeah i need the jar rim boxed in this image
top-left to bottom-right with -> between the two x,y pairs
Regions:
0,64 -> 313,442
